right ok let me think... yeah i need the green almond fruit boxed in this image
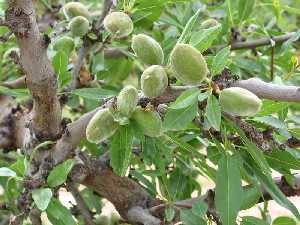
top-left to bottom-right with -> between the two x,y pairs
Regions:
200,19 -> 219,29
141,65 -> 168,98
53,36 -> 75,54
86,108 -> 119,143
103,11 -> 133,37
69,16 -> 90,37
132,34 -> 164,65
219,87 -> 262,116
131,107 -> 163,137
170,43 -> 208,85
64,2 -> 90,19
117,85 -> 139,116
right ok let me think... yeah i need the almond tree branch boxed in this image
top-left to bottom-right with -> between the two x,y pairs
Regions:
232,78 -> 300,102
215,32 -> 299,50
1,76 -> 26,89
5,0 -> 61,139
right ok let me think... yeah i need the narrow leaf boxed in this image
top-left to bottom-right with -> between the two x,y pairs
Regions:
47,159 -> 75,188
71,88 -> 117,100
190,24 -> 222,52
169,88 -> 200,109
0,167 -> 17,177
238,0 -> 255,23
272,216 -> 296,225
32,188 -> 52,211
211,46 -> 231,76
206,94 -> 221,131
46,198 -> 77,225
226,119 -> 271,174
110,125 -> 133,176
250,163 -> 300,219
163,102 -> 198,131
177,9 -> 201,44
215,154 -> 243,225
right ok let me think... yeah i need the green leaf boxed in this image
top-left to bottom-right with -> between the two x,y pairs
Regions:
46,198 -> 77,225
180,200 -> 207,225
257,100 -> 289,116
110,125 -> 133,176
272,0 -> 282,21
52,51 -> 71,88
177,8 -> 201,44
272,216 -> 296,225
80,188 -> 102,213
241,216 -> 269,225
191,200 -> 208,217
254,116 -> 286,129
250,163 -> 300,219
0,86 -> 29,98
238,0 -> 255,23
47,159 -> 75,188
71,88 -> 117,100
227,119 -> 271,175
10,157 -> 28,177
266,149 -> 300,170
215,154 -> 243,225
281,30 -> 300,54
0,167 -> 17,177
206,94 -> 221,131
180,209 -> 206,225
226,0 -> 235,26
190,24 -> 222,52
165,206 -> 175,222
163,102 -> 198,131
32,188 -> 52,211
240,186 -> 260,210
169,88 -> 200,109
211,46 -> 231,76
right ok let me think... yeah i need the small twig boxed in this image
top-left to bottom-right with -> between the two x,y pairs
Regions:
2,76 -> 26,89
270,46 -> 275,80
214,32 -> 299,50
95,0 -> 114,33
65,38 -> 92,91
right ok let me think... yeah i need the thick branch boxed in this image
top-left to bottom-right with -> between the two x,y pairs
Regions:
5,0 -> 61,139
69,154 -> 161,224
232,78 -> 300,102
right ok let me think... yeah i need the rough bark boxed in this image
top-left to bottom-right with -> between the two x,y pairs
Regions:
5,0 -> 61,140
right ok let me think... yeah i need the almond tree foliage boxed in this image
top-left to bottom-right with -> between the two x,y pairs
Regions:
0,0 -> 300,225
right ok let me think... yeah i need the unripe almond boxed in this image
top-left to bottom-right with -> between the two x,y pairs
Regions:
117,85 -> 139,116
64,2 -> 90,19
69,16 -> 90,37
86,108 -> 119,143
64,2 -> 90,18
131,107 -> 162,137
132,34 -> 164,65
103,12 -> 133,37
170,44 -> 208,85
141,65 -> 168,98
200,19 -> 219,29
219,87 -> 262,116
53,36 -> 75,54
